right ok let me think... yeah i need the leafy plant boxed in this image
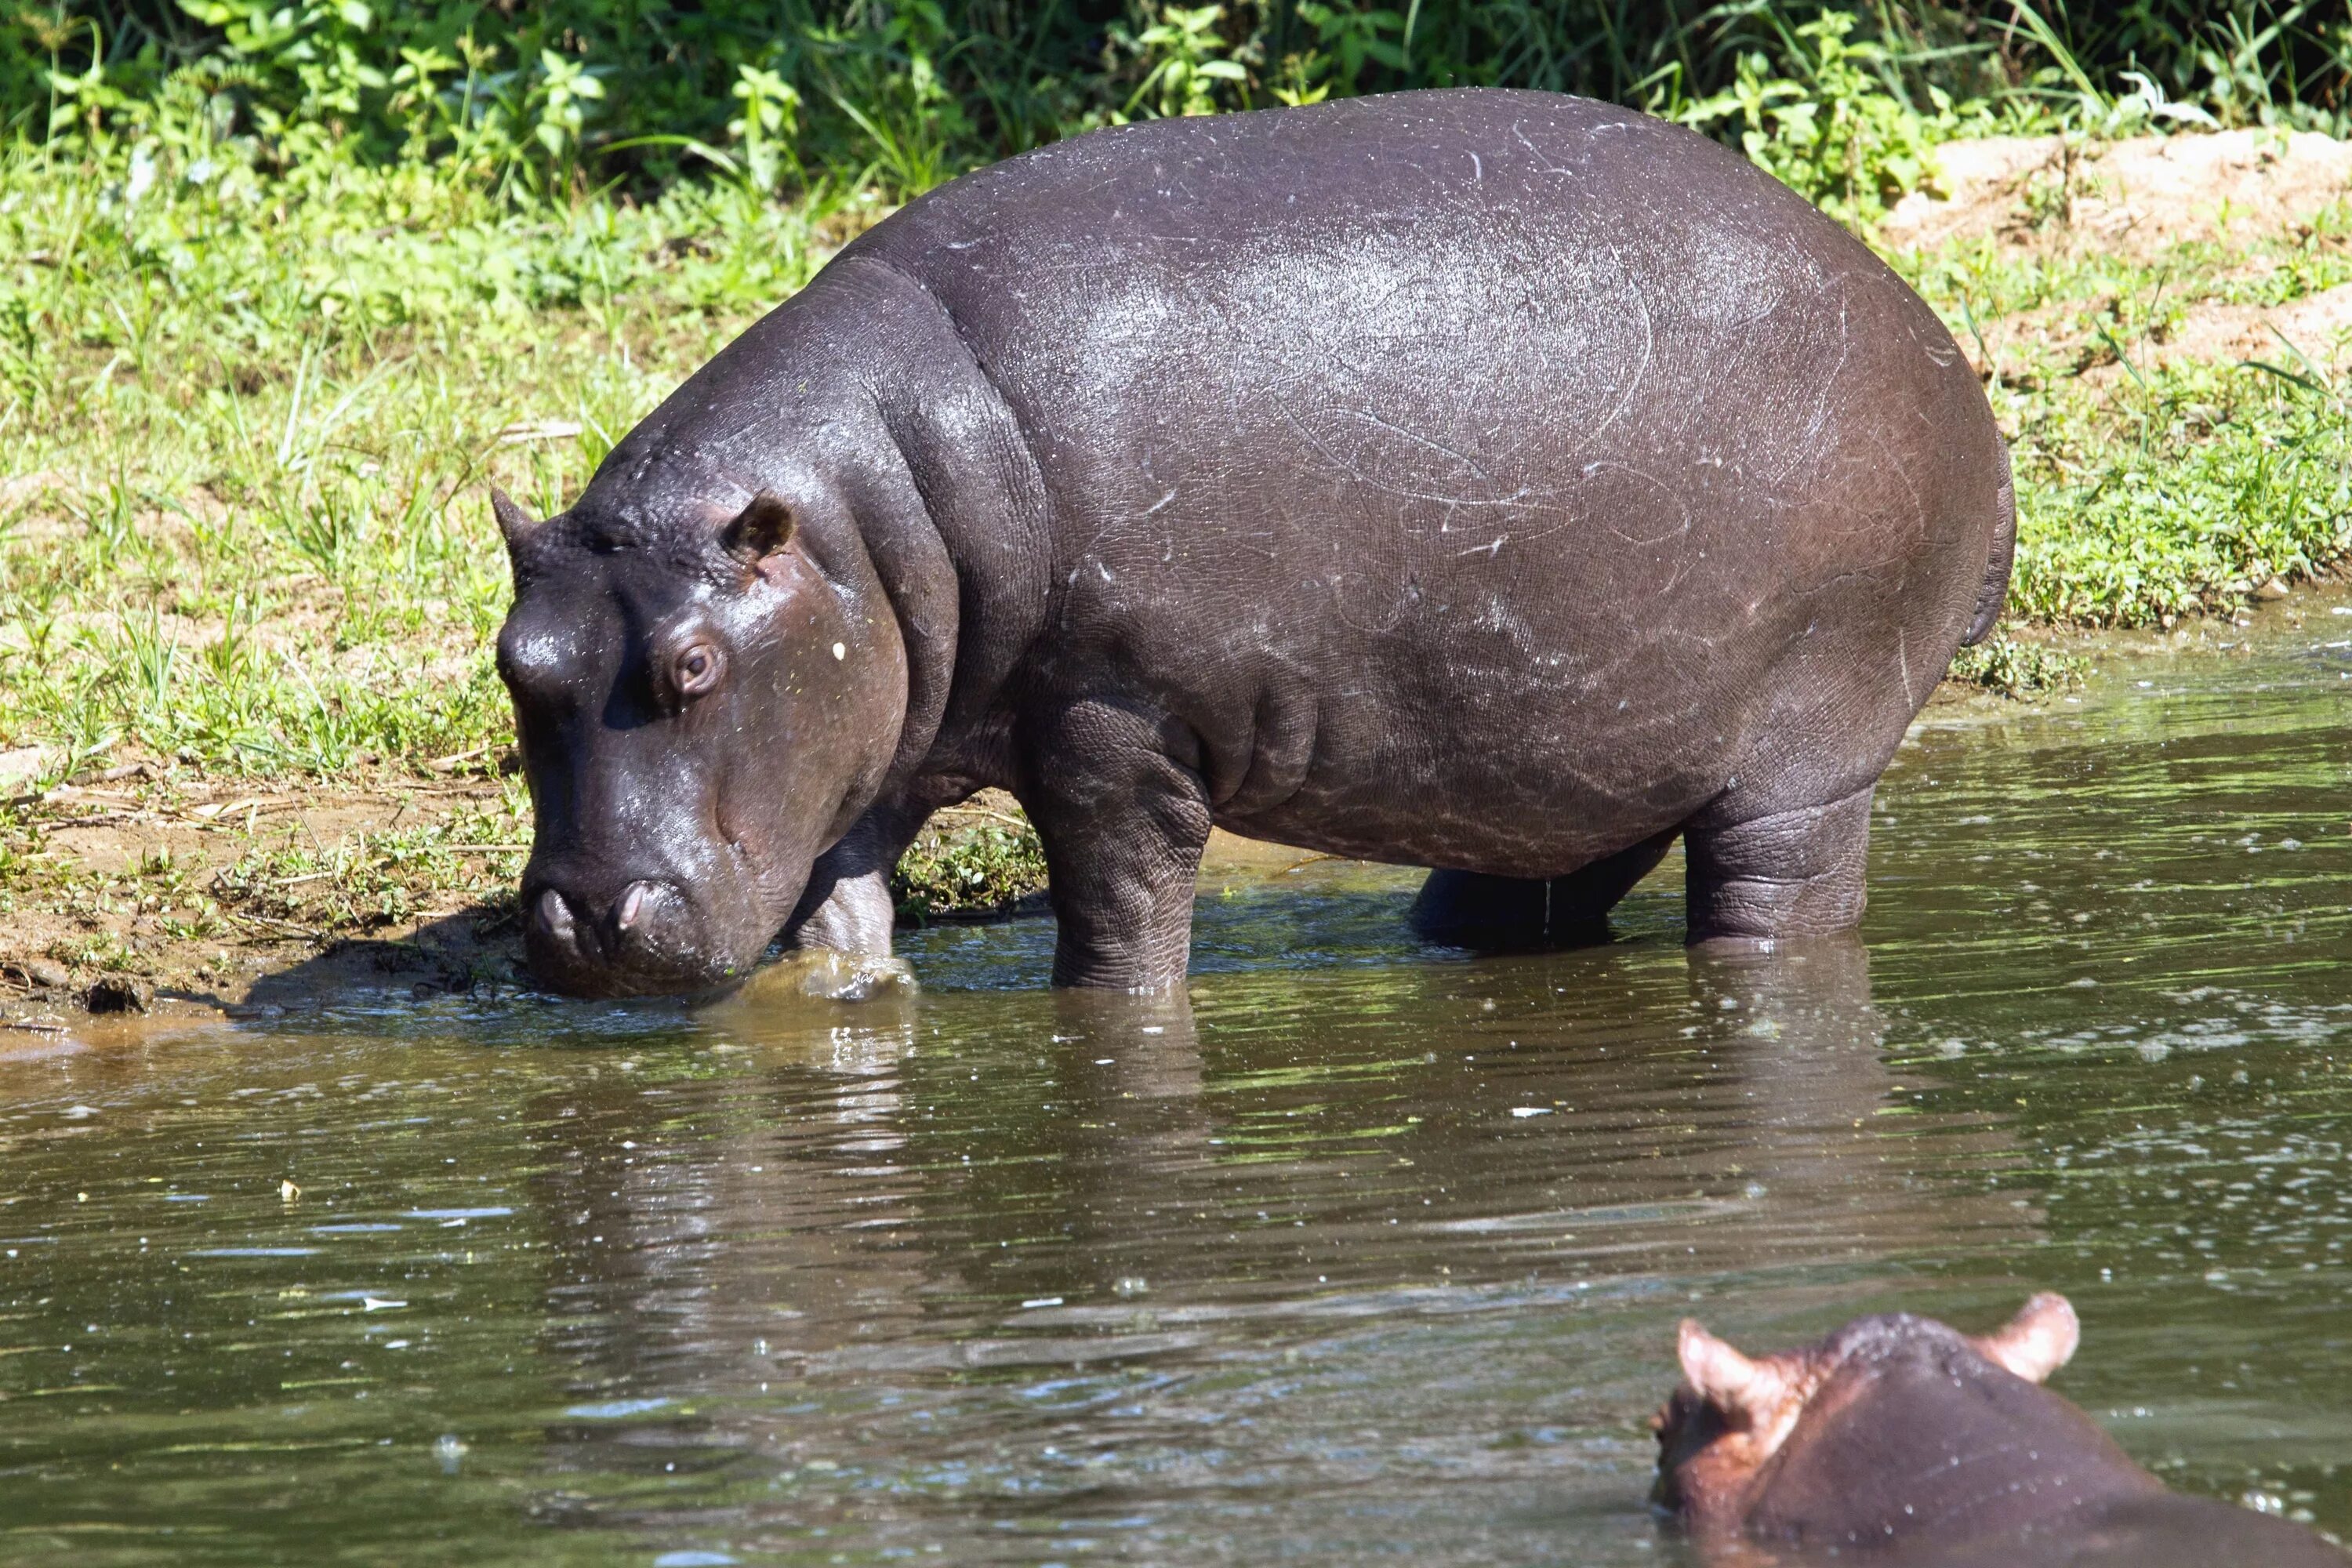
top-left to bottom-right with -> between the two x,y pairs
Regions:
892,815 -> 1047,923
728,63 -> 803,194
1113,4 -> 1253,120
1674,13 -> 1980,226
1946,634 -> 2087,697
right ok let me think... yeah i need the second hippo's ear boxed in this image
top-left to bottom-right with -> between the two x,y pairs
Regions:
1970,1292 -> 2079,1385
720,492 -> 797,571
1679,1320 -> 1774,1425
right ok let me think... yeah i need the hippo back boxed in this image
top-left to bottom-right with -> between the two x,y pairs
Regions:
839,90 -> 2005,867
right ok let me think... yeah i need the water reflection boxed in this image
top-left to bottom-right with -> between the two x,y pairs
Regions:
487,930 -> 2045,1565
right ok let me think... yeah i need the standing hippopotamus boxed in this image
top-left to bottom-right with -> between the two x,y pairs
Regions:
493,88 -> 2014,996
1656,1294 -> 2347,1565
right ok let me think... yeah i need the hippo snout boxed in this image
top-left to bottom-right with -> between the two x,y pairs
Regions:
523,876 -> 740,997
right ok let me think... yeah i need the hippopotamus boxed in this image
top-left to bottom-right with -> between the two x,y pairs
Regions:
1656,1294 -> 2347,1565
492,87 -> 2015,996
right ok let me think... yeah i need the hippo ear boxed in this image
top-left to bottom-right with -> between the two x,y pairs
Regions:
1971,1293 -> 2079,1385
720,492 -> 797,568
490,487 -> 538,553
1679,1320 -> 1773,1423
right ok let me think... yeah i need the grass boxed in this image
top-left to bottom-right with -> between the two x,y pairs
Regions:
1947,634 -> 2089,696
1900,194 -> 2352,630
891,808 -> 1051,925
0,144 -> 862,783
3,119 -> 2351,991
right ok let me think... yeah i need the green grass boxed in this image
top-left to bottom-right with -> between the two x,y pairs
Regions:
1946,634 -> 2087,696
2,135 -> 2345,779
0,144 -> 864,782
891,810 -> 1051,924
1897,199 -> 2352,630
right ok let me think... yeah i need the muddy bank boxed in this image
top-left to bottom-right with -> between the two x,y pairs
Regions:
0,768 -> 1335,1029
0,768 -> 528,1030
3,590 -> 2333,1030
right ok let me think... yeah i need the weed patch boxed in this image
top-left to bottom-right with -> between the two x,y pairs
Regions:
891,804 -> 1051,924
1947,634 -> 2089,696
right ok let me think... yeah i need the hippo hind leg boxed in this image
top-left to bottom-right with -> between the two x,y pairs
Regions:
1683,783 -> 1873,947
1411,827 -> 1679,950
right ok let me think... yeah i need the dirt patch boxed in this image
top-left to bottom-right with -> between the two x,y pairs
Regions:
1883,129 -> 2352,259
1885,130 -> 2352,387
0,768 -> 531,1033
2131,281 -> 2352,372
0,776 -> 1057,1027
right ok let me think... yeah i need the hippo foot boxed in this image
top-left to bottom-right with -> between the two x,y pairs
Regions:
737,948 -> 919,1005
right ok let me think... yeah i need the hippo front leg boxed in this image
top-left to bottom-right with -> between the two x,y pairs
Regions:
1017,700 -> 1212,991
782,811 -> 906,958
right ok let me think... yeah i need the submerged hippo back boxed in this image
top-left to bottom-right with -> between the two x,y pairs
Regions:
1743,1331 -> 2161,1551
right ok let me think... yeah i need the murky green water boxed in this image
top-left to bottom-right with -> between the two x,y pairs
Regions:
9,626 -> 2352,1566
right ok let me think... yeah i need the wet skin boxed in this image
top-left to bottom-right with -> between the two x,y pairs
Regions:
494,87 -> 2016,997
1656,1298 -> 2349,1566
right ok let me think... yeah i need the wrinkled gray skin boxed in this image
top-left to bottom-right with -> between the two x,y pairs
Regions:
1654,1307 -> 2347,1566
496,88 -> 2016,997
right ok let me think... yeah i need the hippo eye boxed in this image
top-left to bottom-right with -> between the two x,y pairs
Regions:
674,643 -> 724,699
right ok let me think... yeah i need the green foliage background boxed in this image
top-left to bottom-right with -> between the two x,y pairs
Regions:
5,2 -> 2349,204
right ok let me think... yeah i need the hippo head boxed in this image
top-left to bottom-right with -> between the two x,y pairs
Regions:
493,484 -> 908,997
1653,1294 -> 2083,1541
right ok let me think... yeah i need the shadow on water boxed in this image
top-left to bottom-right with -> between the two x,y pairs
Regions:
6,623 -> 2352,1562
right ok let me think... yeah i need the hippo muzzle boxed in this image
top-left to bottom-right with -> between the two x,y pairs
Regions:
518,844 -> 799,999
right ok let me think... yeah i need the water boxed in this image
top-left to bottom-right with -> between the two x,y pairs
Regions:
7,627 -> 2352,1566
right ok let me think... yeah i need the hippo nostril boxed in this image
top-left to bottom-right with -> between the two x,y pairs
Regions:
535,888 -> 576,946
615,880 -> 651,933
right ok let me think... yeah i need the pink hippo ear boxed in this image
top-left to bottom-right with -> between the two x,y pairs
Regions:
1679,1319 -> 1766,1415
1678,1320 -> 1808,1449
1970,1292 -> 2080,1385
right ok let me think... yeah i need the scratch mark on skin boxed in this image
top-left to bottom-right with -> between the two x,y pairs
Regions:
1512,122 -> 1575,178
1276,400 -> 1565,517
1561,246 -> 1656,463
1767,288 -> 1854,485
1138,487 -> 1178,517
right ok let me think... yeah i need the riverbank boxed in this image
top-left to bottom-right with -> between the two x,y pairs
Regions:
0,590 -> 2329,1031
3,125 -> 2350,1018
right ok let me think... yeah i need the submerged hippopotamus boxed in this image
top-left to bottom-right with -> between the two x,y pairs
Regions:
493,87 -> 2015,996
1656,1294 -> 2347,1565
